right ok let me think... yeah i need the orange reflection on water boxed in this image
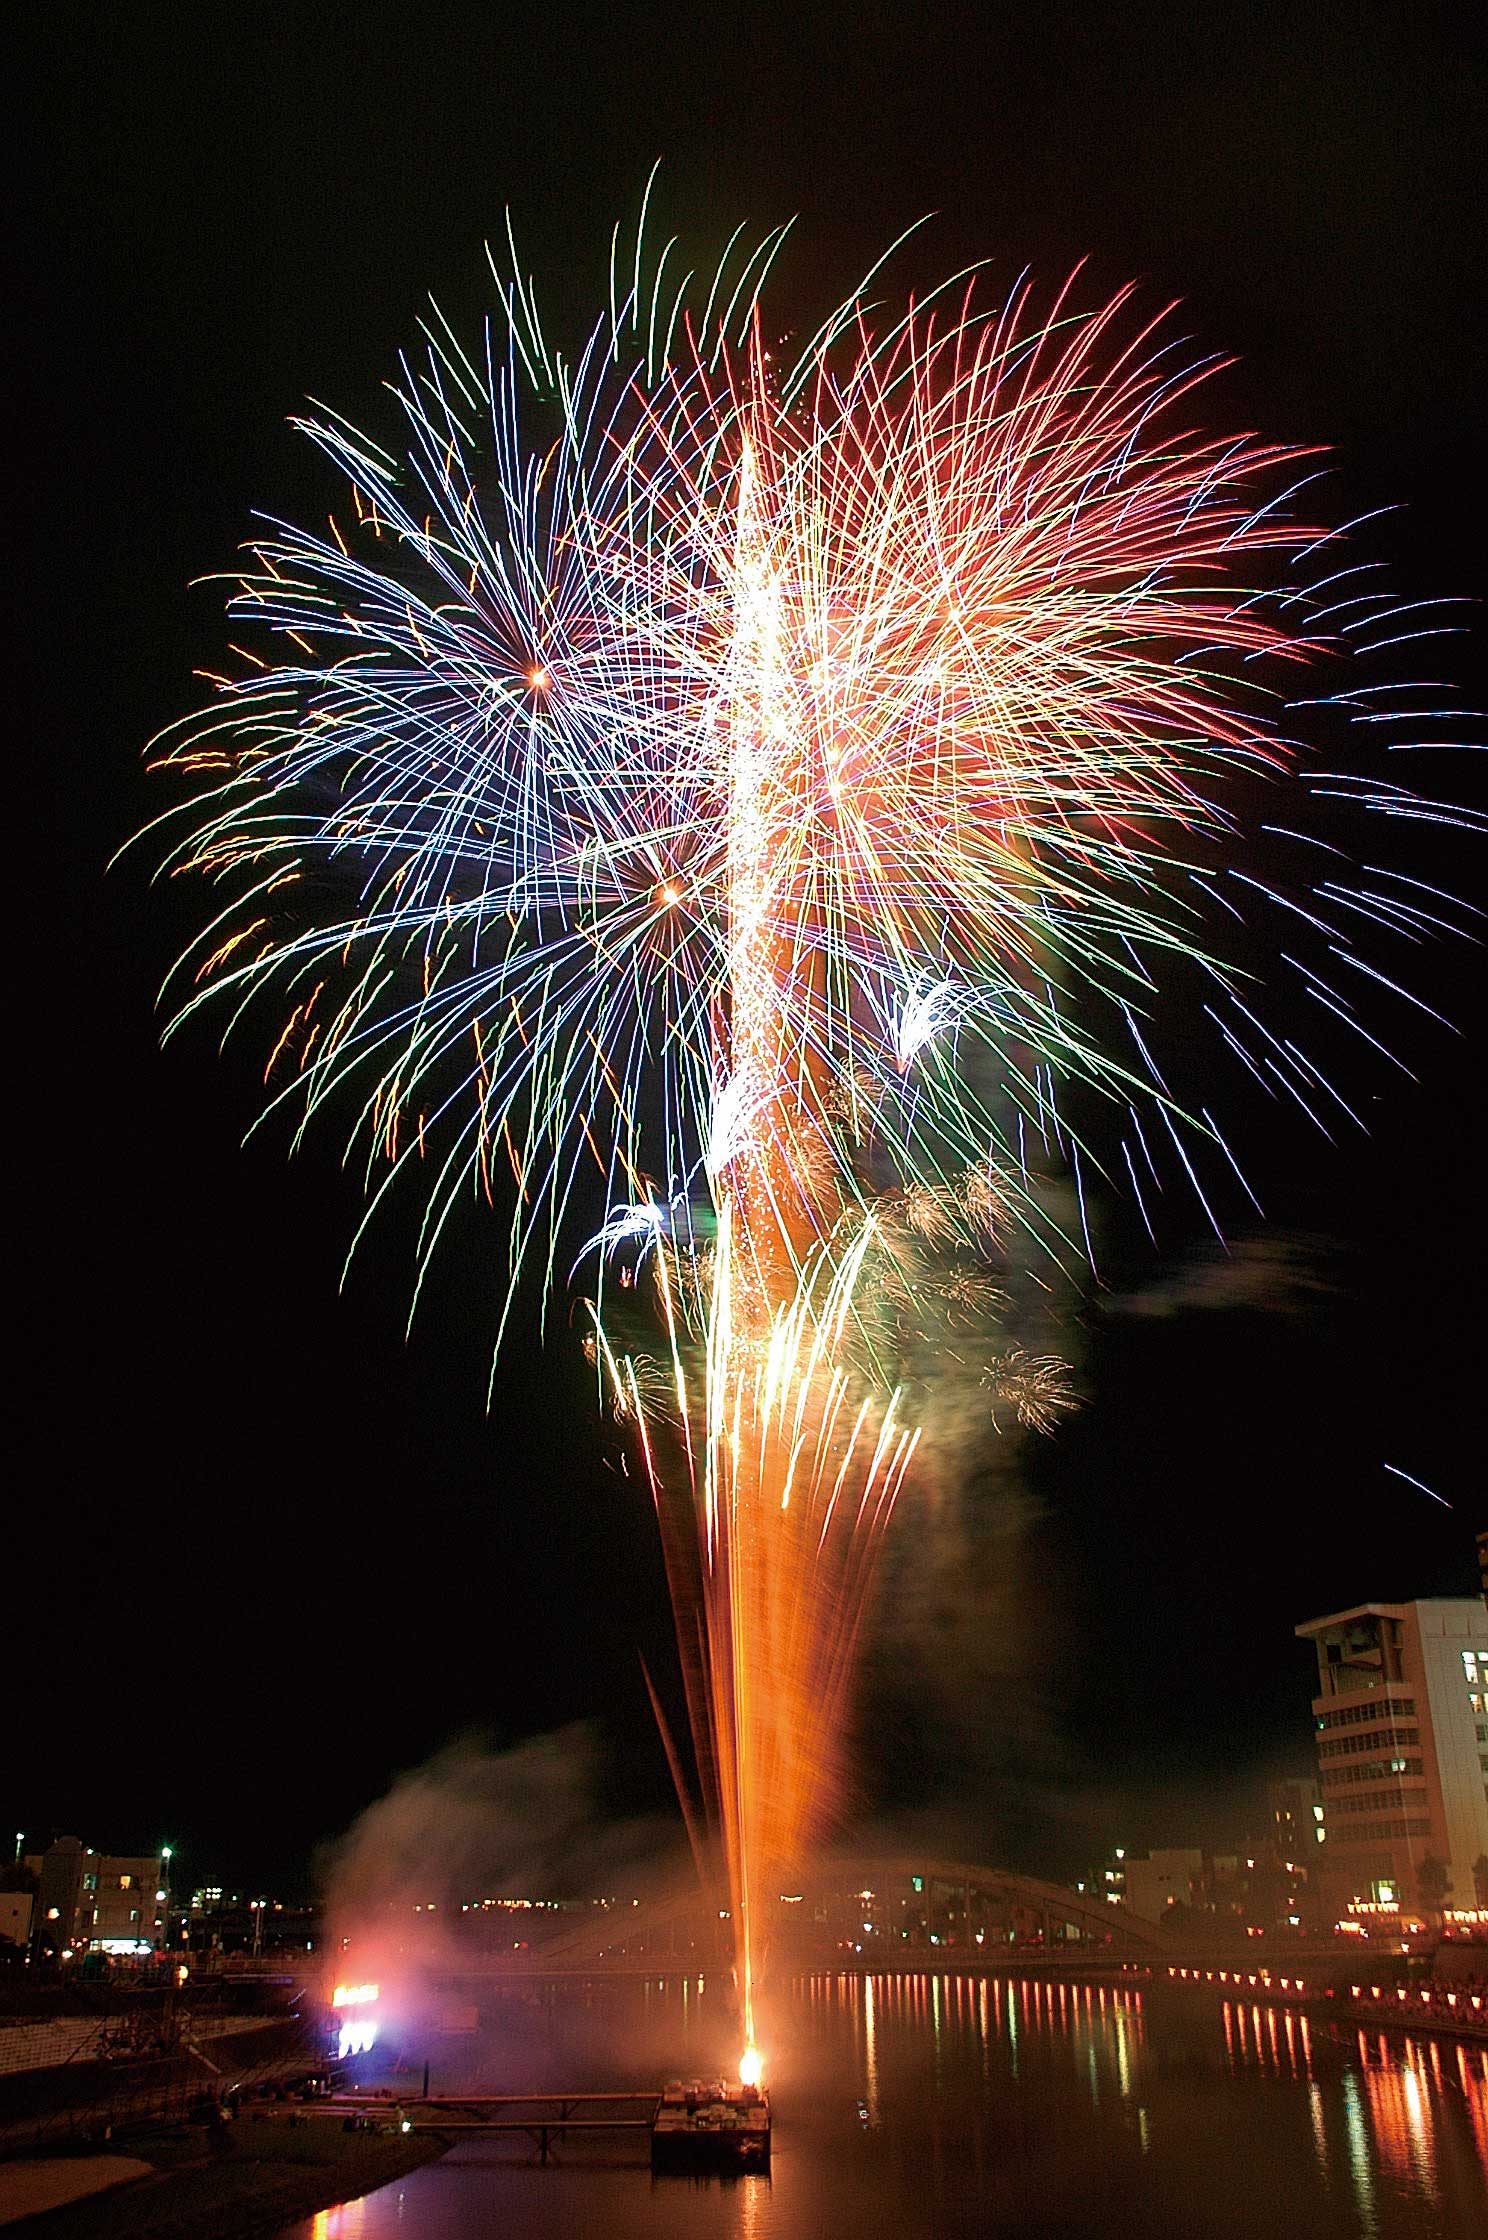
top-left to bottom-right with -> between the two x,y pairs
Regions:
310,2202 -> 366,2240
1359,2036 -> 1437,2196
864,1975 -> 880,2122
1456,2041 -> 1488,2165
1219,1999 -> 1315,2080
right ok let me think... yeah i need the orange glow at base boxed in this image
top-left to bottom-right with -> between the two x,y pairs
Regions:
739,2045 -> 764,2090
331,1982 -> 379,2008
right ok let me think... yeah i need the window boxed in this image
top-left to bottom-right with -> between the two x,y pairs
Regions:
82,1874 -> 97,1892
1324,1818 -> 1432,1845
1316,1698 -> 1414,1731
1319,1758 -> 1423,1787
118,1875 -> 132,1891
1327,1788 -> 1428,1815
1318,1727 -> 1419,1759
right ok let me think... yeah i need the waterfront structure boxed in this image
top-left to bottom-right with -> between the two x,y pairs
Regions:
433,1860 -> 1167,1976
21,1836 -> 170,1955
186,1888 -> 321,1957
1295,1598 -> 1488,1914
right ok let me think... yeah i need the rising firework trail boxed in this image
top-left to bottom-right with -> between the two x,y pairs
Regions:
139,192 -> 1480,2077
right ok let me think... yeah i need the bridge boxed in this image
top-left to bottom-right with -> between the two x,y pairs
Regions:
434,1858 -> 1165,1981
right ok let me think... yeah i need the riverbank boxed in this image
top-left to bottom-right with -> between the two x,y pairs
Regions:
1160,1961 -> 1488,2045
0,2114 -> 443,2238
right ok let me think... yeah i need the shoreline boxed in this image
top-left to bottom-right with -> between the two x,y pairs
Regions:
0,2115 -> 445,2239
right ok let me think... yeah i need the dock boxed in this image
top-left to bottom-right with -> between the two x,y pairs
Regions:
309,2082 -> 771,2169
331,2090 -> 655,2162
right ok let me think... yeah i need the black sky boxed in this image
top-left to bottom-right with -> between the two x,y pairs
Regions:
14,3 -> 1486,1894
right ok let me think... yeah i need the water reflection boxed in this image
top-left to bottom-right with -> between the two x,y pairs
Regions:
278,1972 -> 1487,2240
1211,1991 -> 1488,2236
862,1975 -> 879,2124
309,2203 -> 367,2240
1343,2067 -> 1381,2239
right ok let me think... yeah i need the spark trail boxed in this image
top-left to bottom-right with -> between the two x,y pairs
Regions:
141,204 -> 1479,2077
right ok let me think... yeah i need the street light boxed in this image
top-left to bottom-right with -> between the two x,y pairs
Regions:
159,1846 -> 174,1952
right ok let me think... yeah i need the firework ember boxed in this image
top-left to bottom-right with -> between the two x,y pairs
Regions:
141,199 -> 1477,2065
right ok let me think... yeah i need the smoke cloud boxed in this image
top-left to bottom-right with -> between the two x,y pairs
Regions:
1104,1231 -> 1341,1321
320,1722 -> 683,1937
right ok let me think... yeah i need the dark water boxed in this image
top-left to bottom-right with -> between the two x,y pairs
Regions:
279,1973 -> 1488,2239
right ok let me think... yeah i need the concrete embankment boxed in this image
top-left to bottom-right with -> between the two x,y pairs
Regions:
0,2114 -> 443,2238
0,2154 -> 154,2228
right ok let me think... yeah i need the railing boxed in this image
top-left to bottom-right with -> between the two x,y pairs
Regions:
310,2089 -> 658,2164
0,2017 -> 109,2079
0,2007 -> 313,2156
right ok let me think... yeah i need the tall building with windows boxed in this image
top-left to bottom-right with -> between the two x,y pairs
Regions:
1295,1598 -> 1488,1914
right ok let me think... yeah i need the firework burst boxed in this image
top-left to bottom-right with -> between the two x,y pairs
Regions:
140,200 -> 1479,2070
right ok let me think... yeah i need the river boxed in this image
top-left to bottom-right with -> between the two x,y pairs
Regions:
277,1972 -> 1488,2238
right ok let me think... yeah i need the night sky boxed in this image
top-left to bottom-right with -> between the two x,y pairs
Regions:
15,5 -> 1485,1897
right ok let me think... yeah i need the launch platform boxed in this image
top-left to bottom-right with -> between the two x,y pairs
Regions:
650,2079 -> 771,2172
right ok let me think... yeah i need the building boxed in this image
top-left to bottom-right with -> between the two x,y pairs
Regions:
1266,1778 -> 1324,1870
1123,1848 -> 1204,1923
1295,1599 -> 1488,1915
1478,1530 -> 1487,1614
21,1837 -> 171,1957
186,1888 -> 322,1958
1094,1847 -> 1128,1908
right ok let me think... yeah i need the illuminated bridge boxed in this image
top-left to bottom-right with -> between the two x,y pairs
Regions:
442,1859 -> 1165,1980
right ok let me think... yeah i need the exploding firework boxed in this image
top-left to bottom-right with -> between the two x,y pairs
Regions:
141,198 -> 1478,2071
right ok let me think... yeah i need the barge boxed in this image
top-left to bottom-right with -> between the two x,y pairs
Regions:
651,2078 -> 771,2172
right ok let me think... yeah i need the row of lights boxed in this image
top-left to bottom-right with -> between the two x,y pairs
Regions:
1167,1964 -> 1485,2017
1171,1966 -> 1308,1994
1345,1984 -> 1485,2014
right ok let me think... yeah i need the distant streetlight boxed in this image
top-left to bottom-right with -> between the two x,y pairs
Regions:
159,1846 -> 174,1951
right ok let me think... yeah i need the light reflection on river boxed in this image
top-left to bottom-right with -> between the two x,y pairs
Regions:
279,1973 -> 1488,2239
